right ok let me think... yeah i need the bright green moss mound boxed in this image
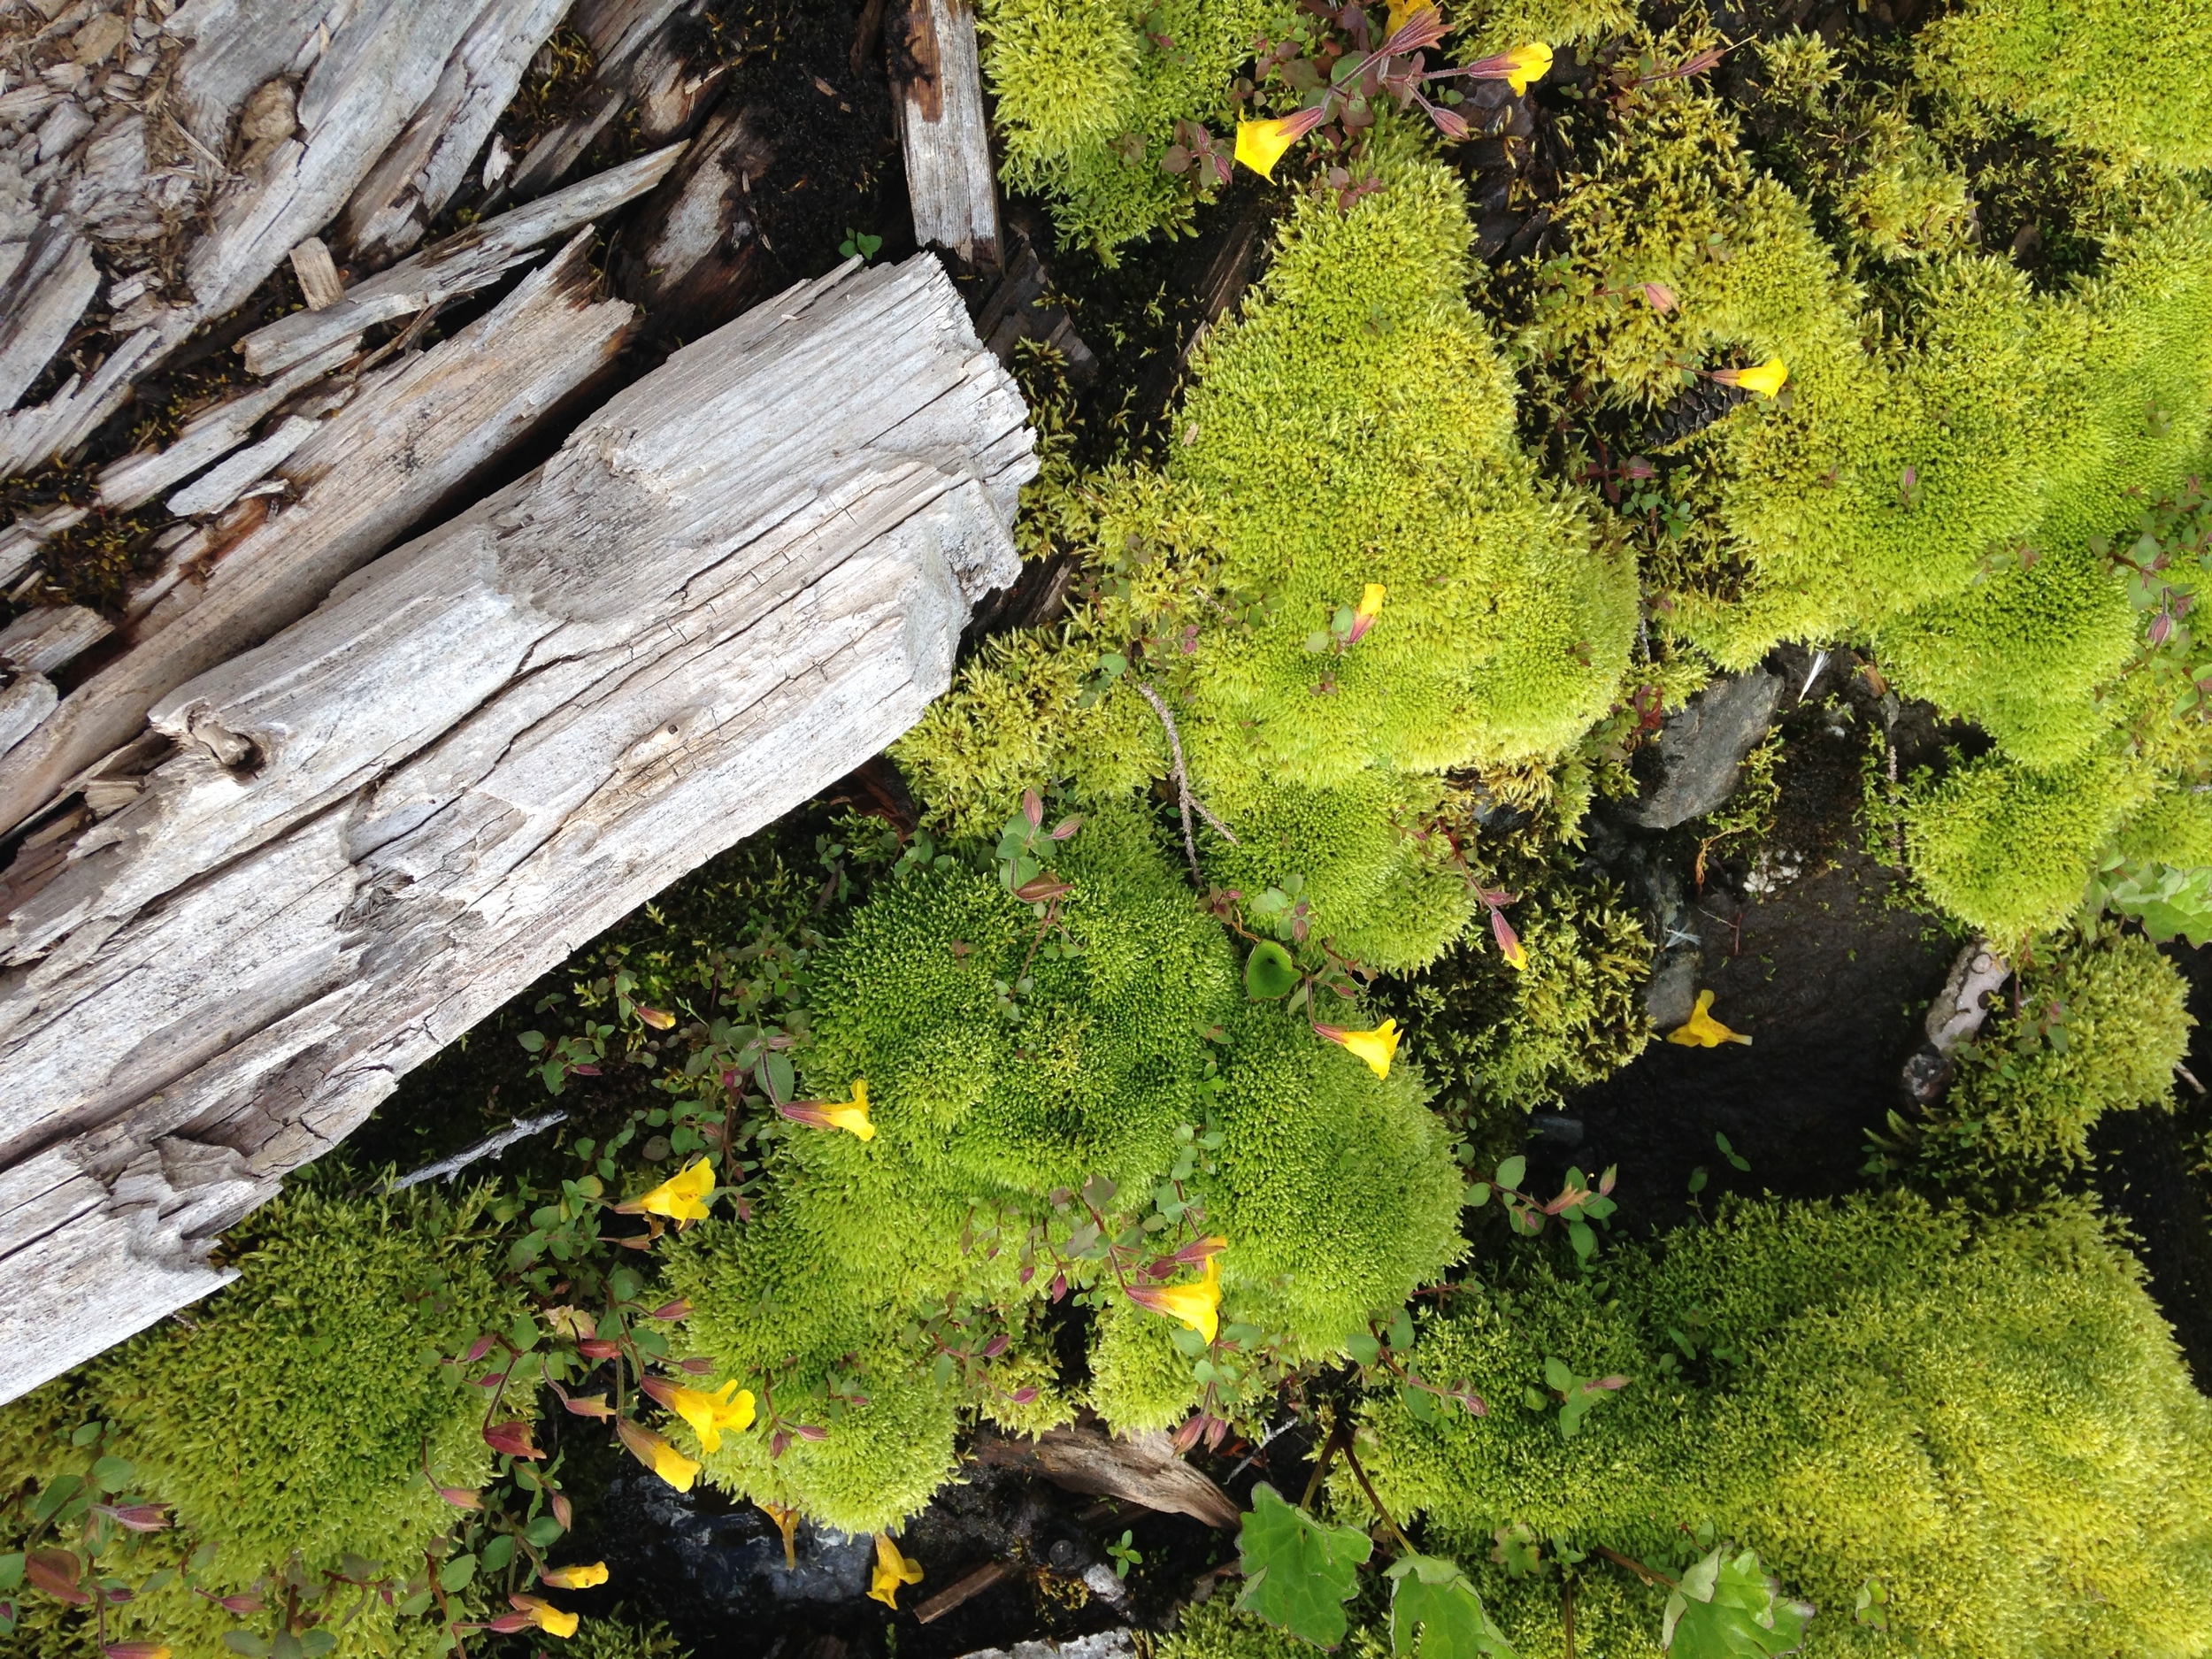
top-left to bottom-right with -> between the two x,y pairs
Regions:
1199,772 -> 1476,974
1904,749 -> 2155,941
1925,926 -> 2192,1179
1360,1192 -> 2212,1659
978,0 -> 1291,255
1171,141 -> 1637,790
1919,0 -> 2212,172
664,816 -> 1463,1528
0,1186 -> 518,1659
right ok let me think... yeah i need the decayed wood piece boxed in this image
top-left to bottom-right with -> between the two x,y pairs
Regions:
0,0 -> 509,475
891,0 -> 999,269
0,603 -> 111,673
498,0 -> 703,205
0,214 -> 99,411
240,142 -> 683,377
0,230 -> 637,838
614,96 -> 775,328
337,0 -> 576,265
971,1424 -> 1241,1528
0,252 -> 1033,1405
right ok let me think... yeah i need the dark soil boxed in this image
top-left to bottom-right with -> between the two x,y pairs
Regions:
1534,649 -> 1966,1233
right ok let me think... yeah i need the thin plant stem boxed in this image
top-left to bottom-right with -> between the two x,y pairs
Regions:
1592,1543 -> 1678,1590
1337,1434 -> 1416,1557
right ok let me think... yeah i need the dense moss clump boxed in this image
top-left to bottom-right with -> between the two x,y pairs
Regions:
1919,926 -> 2193,1180
978,0 -> 1292,255
1903,749 -> 2154,941
664,811 -> 1464,1531
1917,0 -> 2212,172
0,1187 -> 520,1659
1358,1192 -> 2212,1659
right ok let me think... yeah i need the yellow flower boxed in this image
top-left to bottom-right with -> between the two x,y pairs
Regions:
618,1158 -> 716,1225
1346,582 -> 1386,644
1386,0 -> 1440,34
1314,1017 -> 1402,1079
1502,42 -> 1553,95
761,1502 -> 802,1571
616,1417 -> 702,1492
541,1562 -> 609,1590
1128,1252 -> 1222,1344
1666,989 -> 1752,1048
511,1596 -> 579,1639
1714,357 -> 1789,397
642,1376 -> 756,1453
778,1079 -> 875,1141
1235,116 -> 1303,180
868,1534 -> 925,1609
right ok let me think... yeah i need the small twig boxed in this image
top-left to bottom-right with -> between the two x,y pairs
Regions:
2177,1061 -> 2206,1096
1336,1435 -> 1415,1557
1592,1544 -> 1678,1589
1299,1421 -> 1344,1510
389,1110 -> 568,1190
1137,680 -> 1236,879
914,1560 -> 1012,1624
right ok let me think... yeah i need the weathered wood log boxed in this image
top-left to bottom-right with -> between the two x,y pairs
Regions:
971,1423 -> 1241,1529
891,0 -> 999,269
613,96 -> 775,332
0,229 -> 637,839
0,251 -> 1033,1405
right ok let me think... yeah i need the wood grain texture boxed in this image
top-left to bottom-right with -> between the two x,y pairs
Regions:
0,252 -> 1033,1405
892,0 -> 999,269
0,229 -> 637,838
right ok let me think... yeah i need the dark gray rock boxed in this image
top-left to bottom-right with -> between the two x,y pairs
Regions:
1620,671 -> 1783,830
1646,948 -> 1701,1032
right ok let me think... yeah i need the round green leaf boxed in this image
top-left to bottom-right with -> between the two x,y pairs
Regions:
1246,941 -> 1298,1000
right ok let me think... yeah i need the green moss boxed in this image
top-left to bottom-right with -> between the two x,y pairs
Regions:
1375,885 -> 1654,1116
1088,1296 -> 1204,1433
1917,0 -> 2212,172
979,0 -> 1293,256
1904,749 -> 2154,941
0,1186 -> 520,1659
1923,926 -> 2193,1179
1359,1193 -> 2212,1659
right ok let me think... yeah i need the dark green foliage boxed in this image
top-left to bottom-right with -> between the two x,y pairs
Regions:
1358,1193 -> 2212,1659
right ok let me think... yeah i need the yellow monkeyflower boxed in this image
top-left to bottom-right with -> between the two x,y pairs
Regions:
868,1533 -> 925,1609
1666,989 -> 1753,1048
641,1376 -> 756,1453
1386,0 -> 1440,34
1128,1252 -> 1222,1344
1235,104 -> 1329,180
1502,42 -> 1553,95
511,1596 -> 579,1639
1713,357 -> 1789,397
1346,582 -> 1386,644
778,1079 -> 874,1141
1314,1016 -> 1402,1079
617,1158 -> 715,1225
541,1563 -> 608,1590
616,1417 -> 702,1492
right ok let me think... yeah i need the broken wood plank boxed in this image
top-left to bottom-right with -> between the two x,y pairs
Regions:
288,236 -> 346,310
971,1424 -> 1241,1529
614,98 -> 774,331
240,140 -> 684,378
0,229 -> 637,838
914,1561 -> 1014,1624
0,214 -> 98,411
0,252 -> 1033,1404
337,0 -> 576,266
498,0 -> 689,204
892,0 -> 999,269
0,603 -> 111,673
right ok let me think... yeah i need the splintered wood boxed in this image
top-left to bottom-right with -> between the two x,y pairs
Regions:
893,0 -> 1000,269
0,255 -> 1034,1403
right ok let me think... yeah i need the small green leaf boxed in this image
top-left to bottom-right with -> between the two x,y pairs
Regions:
1345,1333 -> 1382,1367
0,1554 -> 22,1592
299,1632 -> 339,1658
524,1516 -> 565,1548
1387,1554 -> 1517,1657
481,1535 -> 517,1572
1245,941 -> 1299,999
223,1635 -> 271,1658
90,1455 -> 134,1493
397,1590 -> 437,1617
437,1555 -> 477,1593
1235,1483 -> 1374,1647
1494,1156 -> 1526,1191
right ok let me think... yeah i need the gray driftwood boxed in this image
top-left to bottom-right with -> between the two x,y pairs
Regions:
971,1422 -> 1241,1528
0,229 -> 637,839
0,252 -> 1032,1405
892,0 -> 998,268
